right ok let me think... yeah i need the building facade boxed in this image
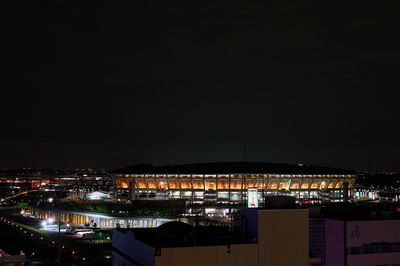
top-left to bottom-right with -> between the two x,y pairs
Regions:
112,162 -> 358,204
310,218 -> 400,266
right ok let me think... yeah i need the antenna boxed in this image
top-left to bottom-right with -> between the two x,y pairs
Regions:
368,160 -> 374,174
242,140 -> 247,205
32,155 -> 36,174
243,142 -> 246,163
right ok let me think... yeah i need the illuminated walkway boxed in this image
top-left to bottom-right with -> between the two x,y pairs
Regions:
27,206 -> 174,229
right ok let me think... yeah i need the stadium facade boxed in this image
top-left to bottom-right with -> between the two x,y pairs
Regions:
112,162 -> 358,204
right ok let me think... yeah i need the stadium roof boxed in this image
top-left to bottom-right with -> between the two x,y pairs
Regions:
112,162 -> 357,175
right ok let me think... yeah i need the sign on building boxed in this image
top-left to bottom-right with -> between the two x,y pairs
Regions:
247,188 -> 258,208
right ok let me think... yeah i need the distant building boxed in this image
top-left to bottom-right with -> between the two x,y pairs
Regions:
112,206 -> 320,266
84,190 -> 112,200
111,162 -> 358,204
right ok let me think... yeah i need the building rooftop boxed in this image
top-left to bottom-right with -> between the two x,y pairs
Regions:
112,162 -> 357,175
117,221 -> 249,248
310,202 -> 400,221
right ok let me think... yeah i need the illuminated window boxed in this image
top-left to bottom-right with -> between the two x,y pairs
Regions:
157,180 -> 168,189
301,180 -> 311,189
268,180 -> 278,189
254,180 -> 264,189
192,179 -> 204,190
205,179 -> 216,190
335,180 -> 343,189
230,179 -> 242,190
290,181 -> 301,189
182,191 -> 192,198
180,179 -> 192,189
279,180 -> 290,190
194,191 -> 204,199
168,179 -> 180,189
245,179 -> 255,189
217,192 -> 229,199
146,180 -> 157,189
310,180 -> 320,189
120,181 -> 129,189
230,192 -> 241,201
136,179 -> 147,189
328,180 -> 336,189
217,179 -> 229,190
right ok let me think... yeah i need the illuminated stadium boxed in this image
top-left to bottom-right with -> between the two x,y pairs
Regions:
112,162 -> 358,204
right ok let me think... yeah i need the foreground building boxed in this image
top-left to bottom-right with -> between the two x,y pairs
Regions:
112,207 -> 319,266
112,162 -> 358,204
310,203 -> 400,266
112,200 -> 400,266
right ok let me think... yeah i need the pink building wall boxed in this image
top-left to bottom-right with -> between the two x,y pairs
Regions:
325,219 -> 345,266
346,220 -> 400,247
346,220 -> 400,266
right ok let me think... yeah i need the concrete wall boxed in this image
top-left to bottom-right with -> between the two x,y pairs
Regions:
257,209 -> 309,266
155,244 -> 258,266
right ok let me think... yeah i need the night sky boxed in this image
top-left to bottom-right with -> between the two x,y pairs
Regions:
2,0 -> 400,171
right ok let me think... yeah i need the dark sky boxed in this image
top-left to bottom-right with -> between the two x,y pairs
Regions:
1,0 -> 400,171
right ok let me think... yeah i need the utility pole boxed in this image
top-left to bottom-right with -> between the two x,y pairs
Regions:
25,166 -> 29,192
